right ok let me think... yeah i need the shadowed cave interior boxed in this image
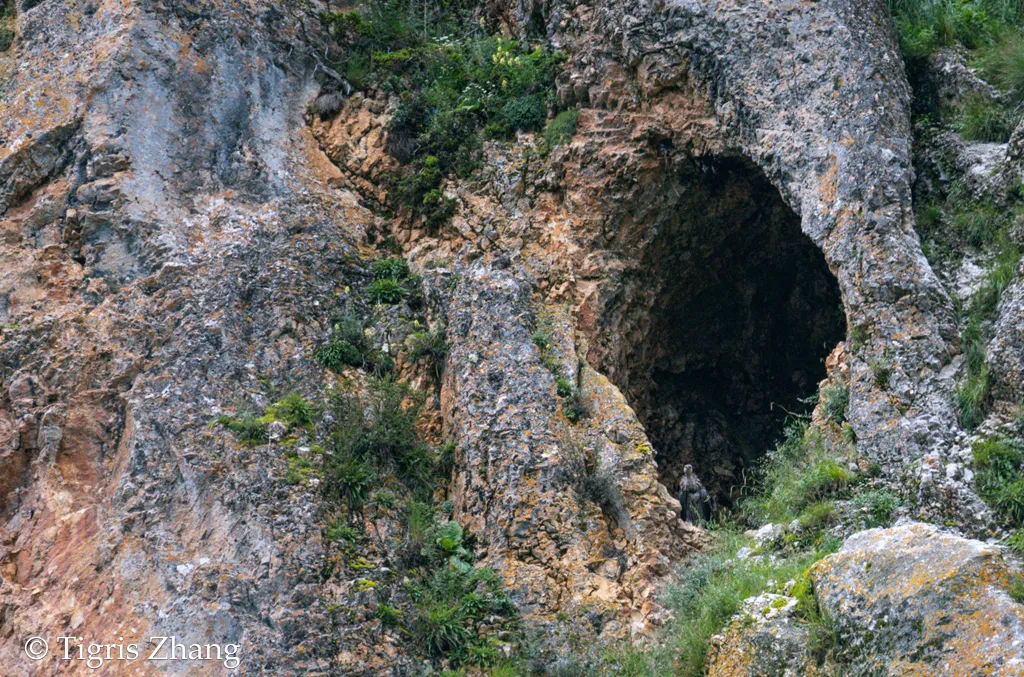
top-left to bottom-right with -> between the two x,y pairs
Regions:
613,157 -> 847,509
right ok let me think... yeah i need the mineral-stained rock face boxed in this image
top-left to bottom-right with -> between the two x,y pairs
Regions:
0,0 -> 378,674
812,523 -> 1024,676
0,0 -> 1017,672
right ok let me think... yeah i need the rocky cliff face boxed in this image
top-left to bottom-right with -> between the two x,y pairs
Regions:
1,0 -> 1023,674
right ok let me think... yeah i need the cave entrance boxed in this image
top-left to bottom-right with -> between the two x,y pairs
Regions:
614,157 -> 846,508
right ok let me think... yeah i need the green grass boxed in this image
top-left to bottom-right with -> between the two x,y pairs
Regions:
820,382 -> 850,424
976,30 -> 1024,100
852,489 -> 902,527
591,531 -> 840,677
973,437 -> 1024,525
888,0 -> 1024,62
956,241 -> 1022,428
742,421 -> 858,525
955,96 -> 1020,141
1009,573 -> 1024,603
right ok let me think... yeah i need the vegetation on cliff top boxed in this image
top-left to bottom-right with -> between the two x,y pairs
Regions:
319,0 -> 568,226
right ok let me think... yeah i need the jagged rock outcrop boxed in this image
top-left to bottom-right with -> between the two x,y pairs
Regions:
0,1 -> 376,674
0,0 -> 1020,672
812,523 -> 1024,676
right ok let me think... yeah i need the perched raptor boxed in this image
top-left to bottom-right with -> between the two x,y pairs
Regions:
678,464 -> 712,524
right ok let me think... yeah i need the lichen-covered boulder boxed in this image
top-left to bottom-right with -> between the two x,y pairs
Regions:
812,523 -> 1024,676
706,593 -> 822,677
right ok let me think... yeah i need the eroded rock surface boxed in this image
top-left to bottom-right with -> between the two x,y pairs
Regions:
813,523 -> 1024,676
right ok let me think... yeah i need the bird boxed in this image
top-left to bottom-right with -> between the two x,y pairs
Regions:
678,464 -> 712,524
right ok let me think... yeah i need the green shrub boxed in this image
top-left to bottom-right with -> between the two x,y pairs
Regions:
956,241 -> 1020,428
375,604 -> 403,628
797,502 -> 837,533
367,278 -> 407,304
321,5 -> 560,219
853,489 -> 902,527
326,520 -> 360,544
407,521 -> 519,667
555,376 -> 575,398
950,201 -> 1007,248
888,0 -> 1019,62
871,359 -> 893,390
544,109 -> 579,147
324,377 -> 439,501
314,313 -> 394,375
408,326 -> 449,379
651,532 -> 839,677
373,257 -> 410,281
314,340 -> 365,372
263,394 -> 318,430
214,414 -> 268,445
1010,573 -> 1024,603
973,437 -> 1024,525
820,382 -> 849,424
743,421 -> 858,525
956,96 -> 1020,142
501,95 -> 546,132
1007,528 -> 1024,555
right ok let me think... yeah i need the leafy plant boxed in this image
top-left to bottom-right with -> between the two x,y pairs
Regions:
262,394 -> 318,430
314,313 -> 394,375
213,414 -> 268,446
408,326 -> 449,379
544,109 -> 579,147
373,257 -> 411,281
742,420 -> 858,525
367,278 -> 407,304
324,377 -> 438,502
820,382 -> 849,424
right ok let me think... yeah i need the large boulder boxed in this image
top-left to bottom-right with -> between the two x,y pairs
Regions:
812,523 -> 1024,676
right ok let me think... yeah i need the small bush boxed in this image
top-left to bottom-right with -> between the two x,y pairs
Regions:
327,520 -> 360,544
797,502 -> 836,533
820,382 -> 849,424
367,278 -> 407,304
1007,528 -> 1024,556
314,340 -> 365,372
544,109 -> 579,147
408,326 -> 449,379
743,421 -> 858,525
263,394 -> 318,430
950,201 -> 1006,248
652,531 -> 840,677
501,95 -> 546,132
407,521 -> 519,667
871,359 -> 893,390
957,363 -> 992,428
555,376 -> 575,398
324,377 -> 439,502
315,313 -> 393,375
373,257 -> 411,281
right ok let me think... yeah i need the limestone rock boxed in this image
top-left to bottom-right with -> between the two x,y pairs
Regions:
812,523 -> 1024,676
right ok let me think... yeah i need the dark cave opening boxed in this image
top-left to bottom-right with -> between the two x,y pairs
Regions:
615,157 -> 847,508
